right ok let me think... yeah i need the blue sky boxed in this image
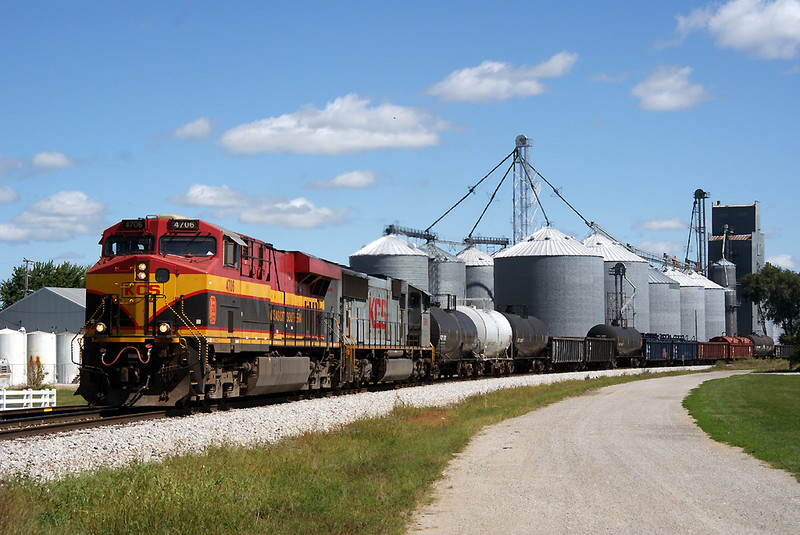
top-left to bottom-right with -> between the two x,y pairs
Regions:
1,0 -> 798,282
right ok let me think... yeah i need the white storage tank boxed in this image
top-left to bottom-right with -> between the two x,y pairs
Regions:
582,233 -> 651,332
661,268 -> 705,341
349,234 -> 429,292
0,328 -> 28,387
494,226 -> 604,338
687,271 -> 726,340
457,246 -> 494,306
56,332 -> 82,384
420,242 -> 466,303
647,268 -> 681,336
27,331 -> 57,385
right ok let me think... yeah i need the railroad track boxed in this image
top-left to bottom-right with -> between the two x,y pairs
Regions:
0,405 -> 172,440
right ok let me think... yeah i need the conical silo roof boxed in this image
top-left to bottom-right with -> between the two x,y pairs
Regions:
350,234 -> 427,257
457,246 -> 493,266
419,242 -> 463,263
661,267 -> 703,287
581,232 -> 647,263
494,226 -> 600,258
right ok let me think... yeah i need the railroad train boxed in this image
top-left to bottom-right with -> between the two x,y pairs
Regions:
76,216 -> 783,408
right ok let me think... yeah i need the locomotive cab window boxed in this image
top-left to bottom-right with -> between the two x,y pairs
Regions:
103,235 -> 155,257
159,235 -> 216,257
223,237 -> 239,268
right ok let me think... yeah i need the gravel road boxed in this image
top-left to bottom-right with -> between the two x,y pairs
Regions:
408,371 -> 800,535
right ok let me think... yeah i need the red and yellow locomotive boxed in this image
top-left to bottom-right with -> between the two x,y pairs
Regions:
77,216 -> 433,407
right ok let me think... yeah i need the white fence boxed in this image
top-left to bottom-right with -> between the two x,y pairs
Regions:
0,389 -> 57,410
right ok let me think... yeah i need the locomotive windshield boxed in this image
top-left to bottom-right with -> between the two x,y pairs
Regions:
159,235 -> 216,257
103,235 -> 155,256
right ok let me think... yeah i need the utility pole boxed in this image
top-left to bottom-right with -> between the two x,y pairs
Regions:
23,258 -> 33,296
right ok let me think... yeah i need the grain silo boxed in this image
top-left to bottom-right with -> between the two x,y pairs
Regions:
647,268 -> 681,336
661,267 -> 705,341
494,226 -> 604,337
0,328 -> 27,386
457,245 -> 494,305
687,270 -> 726,340
582,232 -> 651,332
419,242 -> 466,303
709,258 -> 738,336
27,331 -> 57,385
349,234 -> 429,291
56,332 -> 81,384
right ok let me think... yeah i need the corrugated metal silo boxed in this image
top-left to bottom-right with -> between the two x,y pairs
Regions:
457,246 -> 494,305
0,328 -> 27,386
647,269 -> 681,336
710,258 -> 738,336
661,267 -> 705,341
494,226 -> 604,338
420,242 -> 465,303
349,234 -> 429,292
582,233 -> 651,332
687,271 -> 726,340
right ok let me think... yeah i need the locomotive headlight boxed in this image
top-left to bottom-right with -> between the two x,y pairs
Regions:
135,261 -> 149,280
157,322 -> 172,335
95,322 -> 107,334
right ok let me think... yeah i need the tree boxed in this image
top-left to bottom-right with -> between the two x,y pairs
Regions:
0,260 -> 88,309
741,263 -> 800,366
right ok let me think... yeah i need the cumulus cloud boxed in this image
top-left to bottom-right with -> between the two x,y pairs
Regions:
671,0 -> 800,59
427,51 -> 579,102
0,191 -> 106,242
171,184 -> 347,228
636,239 -> 686,258
591,72 -> 627,83
31,151 -> 76,171
635,217 -> 686,231
0,184 -> 19,204
631,66 -> 711,111
170,184 -> 249,207
307,170 -> 376,190
767,254 -> 797,269
172,117 -> 212,140
218,94 -> 446,155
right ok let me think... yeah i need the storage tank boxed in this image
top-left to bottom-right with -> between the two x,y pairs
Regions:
56,332 -> 81,384
687,271 -> 726,340
456,306 -> 512,360
500,313 -> 549,358
428,307 -> 478,361
0,328 -> 27,386
457,246 -> 494,305
27,331 -> 57,385
494,226 -> 604,338
349,234 -> 429,291
420,242 -> 466,303
647,269 -> 681,336
661,268 -> 705,341
582,233 -> 651,332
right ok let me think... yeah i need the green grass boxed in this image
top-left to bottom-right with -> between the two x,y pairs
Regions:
56,387 -> 86,406
0,372 -> 688,535
684,373 -> 800,482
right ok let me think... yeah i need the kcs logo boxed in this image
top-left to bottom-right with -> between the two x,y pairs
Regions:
122,283 -> 161,297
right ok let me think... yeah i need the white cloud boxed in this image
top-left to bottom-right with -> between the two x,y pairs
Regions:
171,184 -> 347,229
0,184 -> 19,204
170,184 -> 248,207
767,254 -> 797,269
307,170 -> 376,190
673,0 -> 800,59
636,239 -> 686,258
635,217 -> 686,231
428,51 -> 579,102
0,191 -> 106,242
591,72 -> 627,83
31,151 -> 76,171
218,94 -> 445,155
631,66 -> 711,111
173,117 -> 212,140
